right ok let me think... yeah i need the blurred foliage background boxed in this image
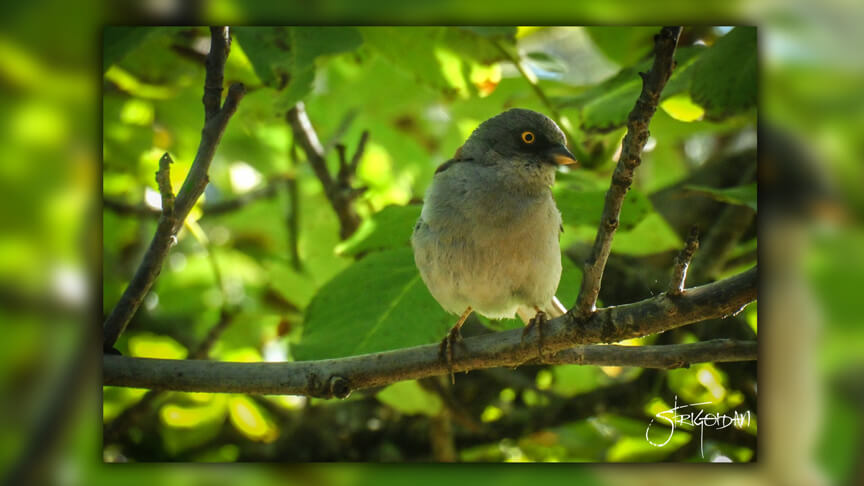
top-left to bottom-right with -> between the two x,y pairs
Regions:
100,24 -> 757,463
0,0 -> 860,485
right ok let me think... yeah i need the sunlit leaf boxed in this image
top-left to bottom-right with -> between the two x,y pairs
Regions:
127,332 -> 188,359
660,93 -> 705,122
228,396 -> 279,443
376,380 -> 442,416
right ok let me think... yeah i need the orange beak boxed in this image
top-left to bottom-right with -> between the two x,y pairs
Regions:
547,144 -> 578,166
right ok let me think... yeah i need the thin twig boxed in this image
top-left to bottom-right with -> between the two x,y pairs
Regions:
104,266 -> 756,397
492,40 -> 590,163
321,109 -> 358,153
287,102 -> 368,239
668,226 -> 700,296
155,153 -> 174,215
102,26 -> 245,351
573,26 -> 683,317
286,142 -> 303,271
690,165 -> 757,283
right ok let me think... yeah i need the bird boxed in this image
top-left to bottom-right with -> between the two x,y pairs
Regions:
411,108 -> 577,381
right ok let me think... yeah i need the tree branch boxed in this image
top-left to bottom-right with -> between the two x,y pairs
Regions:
102,26 -> 245,351
103,266 -> 755,397
544,339 -> 755,369
286,102 -> 367,239
690,165 -> 757,283
574,26 -> 683,317
668,226 -> 699,295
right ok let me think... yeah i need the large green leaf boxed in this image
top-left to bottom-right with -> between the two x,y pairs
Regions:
572,46 -> 704,132
360,27 -> 460,96
690,26 -> 757,119
584,27 -> 658,67
335,204 -> 421,257
294,248 -> 452,360
441,26 -> 516,65
233,27 -> 363,109
555,186 -> 654,231
103,27 -> 166,73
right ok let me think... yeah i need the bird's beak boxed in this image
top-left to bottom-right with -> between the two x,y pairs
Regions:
546,144 -> 578,166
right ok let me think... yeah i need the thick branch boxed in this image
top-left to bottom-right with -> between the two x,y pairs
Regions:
574,26 -> 683,316
102,27 -> 245,351
203,27 -> 229,122
286,102 -> 364,239
104,266 -> 755,397
545,339 -> 755,368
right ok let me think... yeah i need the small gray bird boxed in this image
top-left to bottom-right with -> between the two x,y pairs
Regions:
411,108 -> 576,376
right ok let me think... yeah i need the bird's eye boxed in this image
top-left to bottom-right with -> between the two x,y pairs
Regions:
521,131 -> 535,144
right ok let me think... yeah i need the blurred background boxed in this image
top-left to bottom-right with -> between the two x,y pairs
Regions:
1,0 -> 863,485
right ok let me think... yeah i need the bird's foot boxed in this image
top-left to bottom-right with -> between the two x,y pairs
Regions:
439,326 -> 464,385
521,309 -> 547,360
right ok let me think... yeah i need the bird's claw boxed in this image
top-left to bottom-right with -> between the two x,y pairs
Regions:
522,310 -> 547,360
439,326 -> 463,385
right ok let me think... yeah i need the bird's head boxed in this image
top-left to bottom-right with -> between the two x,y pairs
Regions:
460,108 -> 578,171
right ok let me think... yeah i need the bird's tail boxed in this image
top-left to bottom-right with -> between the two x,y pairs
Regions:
516,296 -> 567,325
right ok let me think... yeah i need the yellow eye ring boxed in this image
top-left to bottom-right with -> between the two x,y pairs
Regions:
521,131 -> 535,144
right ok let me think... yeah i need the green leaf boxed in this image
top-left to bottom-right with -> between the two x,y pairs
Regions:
103,27 -> 165,73
660,92 -> 705,122
359,27 -> 457,95
442,27 -> 516,65
555,186 -> 654,231
376,380 -> 442,416
610,213 -> 683,255
295,248 -> 452,360
685,183 -> 757,211
335,204 -> 422,257
525,51 -> 568,74
690,27 -> 757,119
574,46 -> 704,132
458,26 -> 518,39
551,365 -> 613,397
233,27 -> 363,108
584,27 -> 658,67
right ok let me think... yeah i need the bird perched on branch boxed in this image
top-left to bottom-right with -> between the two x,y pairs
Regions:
411,108 -> 577,381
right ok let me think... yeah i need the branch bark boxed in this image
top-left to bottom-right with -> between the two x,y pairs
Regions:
102,26 -> 245,351
574,26 -> 683,316
104,266 -> 756,397
287,102 -> 366,239
668,226 -> 699,295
